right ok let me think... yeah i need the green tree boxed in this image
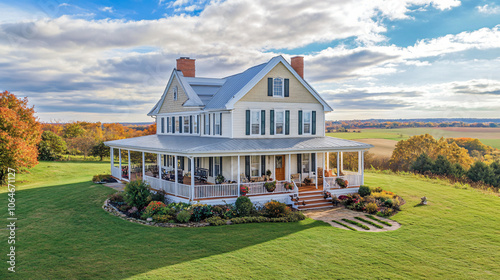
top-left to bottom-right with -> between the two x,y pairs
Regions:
63,122 -> 85,138
38,131 -> 67,161
432,155 -> 453,176
467,161 -> 495,186
411,153 -> 434,174
0,91 -> 42,184
91,141 -> 109,161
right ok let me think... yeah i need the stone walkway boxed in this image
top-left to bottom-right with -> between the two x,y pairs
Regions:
104,182 -> 126,192
303,208 -> 400,232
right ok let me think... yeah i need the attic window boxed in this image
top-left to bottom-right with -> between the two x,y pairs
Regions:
173,86 -> 178,100
273,78 -> 283,97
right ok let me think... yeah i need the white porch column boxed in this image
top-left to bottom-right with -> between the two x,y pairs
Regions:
142,152 -> 145,180
128,150 -> 131,180
361,151 -> 365,185
336,152 -> 340,177
287,154 -> 291,182
157,154 -> 161,179
273,155 -> 276,180
323,152 -> 325,179
191,157 -> 195,201
326,152 -> 329,172
340,152 -> 344,173
237,155 -> 241,196
118,149 -> 122,180
174,155 -> 178,186
110,148 -> 114,170
230,156 -> 233,182
315,152 -> 318,189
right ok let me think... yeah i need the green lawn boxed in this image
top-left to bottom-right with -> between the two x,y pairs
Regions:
1,162 -> 499,279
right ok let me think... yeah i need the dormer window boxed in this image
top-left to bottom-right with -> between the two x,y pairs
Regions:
173,86 -> 178,100
273,78 -> 283,97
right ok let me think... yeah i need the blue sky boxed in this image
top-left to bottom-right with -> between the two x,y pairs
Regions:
0,0 -> 499,122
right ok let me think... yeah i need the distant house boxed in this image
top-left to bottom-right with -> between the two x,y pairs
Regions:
105,56 -> 372,209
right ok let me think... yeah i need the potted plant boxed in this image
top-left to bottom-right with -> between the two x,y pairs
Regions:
304,177 -> 313,185
264,181 -> 276,192
335,177 -> 348,188
215,174 -> 225,184
240,185 -> 249,196
266,169 -> 272,180
283,182 -> 294,191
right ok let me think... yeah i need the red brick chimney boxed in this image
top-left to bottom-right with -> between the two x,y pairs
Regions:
291,56 -> 304,78
176,57 -> 195,77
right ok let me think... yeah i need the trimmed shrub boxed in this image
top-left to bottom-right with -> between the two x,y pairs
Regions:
235,196 -> 254,217
124,179 -> 151,210
191,204 -> 213,222
358,185 -> 371,197
176,210 -> 191,223
263,200 -> 290,218
365,202 -> 378,214
371,186 -> 383,193
206,216 -> 228,226
108,192 -> 125,204
152,214 -> 173,223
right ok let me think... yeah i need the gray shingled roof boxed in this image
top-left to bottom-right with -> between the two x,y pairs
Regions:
105,135 -> 373,155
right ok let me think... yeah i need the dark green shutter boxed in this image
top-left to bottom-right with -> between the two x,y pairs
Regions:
209,157 -> 213,177
197,115 -> 200,134
261,155 -> 266,176
245,156 -> 250,179
179,116 -> 182,133
190,115 -> 193,134
311,153 -> 316,170
161,118 -> 164,133
172,117 -> 175,133
219,113 -> 222,135
297,154 -> 302,173
285,110 -> 290,135
180,156 -> 185,170
298,110 -> 303,135
208,114 -> 211,135
270,110 -> 275,135
261,110 -> 265,135
268,78 -> 273,96
245,110 -> 250,135
213,113 -> 215,135
219,157 -> 223,176
284,78 -> 289,97
188,158 -> 191,172
312,111 -> 316,135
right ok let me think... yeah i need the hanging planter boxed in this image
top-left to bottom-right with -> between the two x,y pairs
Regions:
240,185 -> 249,196
264,181 -> 277,192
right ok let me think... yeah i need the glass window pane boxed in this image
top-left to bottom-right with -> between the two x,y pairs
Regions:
251,156 -> 259,177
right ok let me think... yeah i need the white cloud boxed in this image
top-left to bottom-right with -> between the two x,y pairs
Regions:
476,4 -> 500,14
100,7 -> 114,13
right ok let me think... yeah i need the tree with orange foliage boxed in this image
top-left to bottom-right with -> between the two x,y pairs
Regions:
143,123 -> 157,135
389,134 -> 473,171
0,91 -> 42,184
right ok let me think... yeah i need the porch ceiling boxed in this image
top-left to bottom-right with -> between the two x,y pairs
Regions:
104,135 -> 373,156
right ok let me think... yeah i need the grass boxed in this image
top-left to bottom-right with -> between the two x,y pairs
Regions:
354,216 -> 383,229
365,214 -> 392,226
341,218 -> 370,230
331,220 -> 357,231
1,161 -> 499,279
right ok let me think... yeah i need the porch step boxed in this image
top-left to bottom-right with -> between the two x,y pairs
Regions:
298,202 -> 333,210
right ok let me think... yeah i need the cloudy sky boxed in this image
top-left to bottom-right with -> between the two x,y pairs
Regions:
1,0 -> 499,123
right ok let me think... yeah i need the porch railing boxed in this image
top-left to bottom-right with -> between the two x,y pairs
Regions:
111,166 -> 121,179
245,180 -> 293,196
194,183 -> 239,199
324,174 -> 362,191
144,176 -> 191,199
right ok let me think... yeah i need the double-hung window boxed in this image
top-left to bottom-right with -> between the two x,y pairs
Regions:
273,78 -> 283,97
173,86 -> 178,100
275,110 -> 284,135
303,111 -> 312,134
204,114 -> 210,135
302,153 -> 310,173
193,115 -> 198,134
166,117 -> 171,133
183,116 -> 189,133
161,118 -> 165,133
214,113 -> 221,135
251,110 -> 260,135
175,117 -> 180,133
250,156 -> 260,177
214,157 -> 221,176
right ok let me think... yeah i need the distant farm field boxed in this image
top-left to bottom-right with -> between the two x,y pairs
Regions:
327,127 -> 500,156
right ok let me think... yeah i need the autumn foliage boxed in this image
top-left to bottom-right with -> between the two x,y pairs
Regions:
389,134 -> 474,171
0,91 -> 42,184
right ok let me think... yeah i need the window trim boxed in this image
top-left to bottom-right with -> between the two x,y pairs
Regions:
166,117 -> 171,133
214,113 -> 221,135
173,86 -> 178,101
303,110 -> 312,135
214,157 -> 221,177
302,153 -> 310,173
183,116 -> 189,134
274,110 -> 285,135
175,117 -> 180,133
272,77 -> 284,98
250,109 -> 261,135
193,115 -> 198,134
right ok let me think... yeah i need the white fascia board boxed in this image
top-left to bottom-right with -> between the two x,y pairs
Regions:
176,71 -> 204,106
225,55 -> 333,112
148,70 -> 176,116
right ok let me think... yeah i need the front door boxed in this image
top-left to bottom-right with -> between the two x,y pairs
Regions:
275,155 -> 285,181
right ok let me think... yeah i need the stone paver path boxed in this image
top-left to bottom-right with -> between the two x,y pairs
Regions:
104,182 -> 126,192
303,208 -> 400,232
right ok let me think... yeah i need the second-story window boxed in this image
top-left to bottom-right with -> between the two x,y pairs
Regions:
183,116 -> 189,133
251,110 -> 260,135
215,113 -> 221,135
175,117 -> 180,133
275,110 -> 284,135
273,78 -> 283,97
251,156 -> 260,177
167,117 -> 171,133
303,111 -> 312,134
204,114 -> 210,135
161,118 -> 165,133
173,86 -> 178,100
193,115 -> 198,134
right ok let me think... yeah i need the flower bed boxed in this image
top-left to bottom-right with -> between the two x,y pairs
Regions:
328,185 -> 405,217
104,179 -> 305,227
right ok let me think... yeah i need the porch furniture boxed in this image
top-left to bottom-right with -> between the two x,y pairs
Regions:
240,173 -> 249,183
291,173 -> 301,187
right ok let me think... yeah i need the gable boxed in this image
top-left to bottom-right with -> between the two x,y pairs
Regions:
158,75 -> 197,113
239,62 -> 320,104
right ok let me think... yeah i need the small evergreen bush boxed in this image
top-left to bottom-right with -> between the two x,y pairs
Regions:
124,179 -> 151,210
176,210 -> 192,223
358,185 -> 371,197
235,196 -> 254,216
